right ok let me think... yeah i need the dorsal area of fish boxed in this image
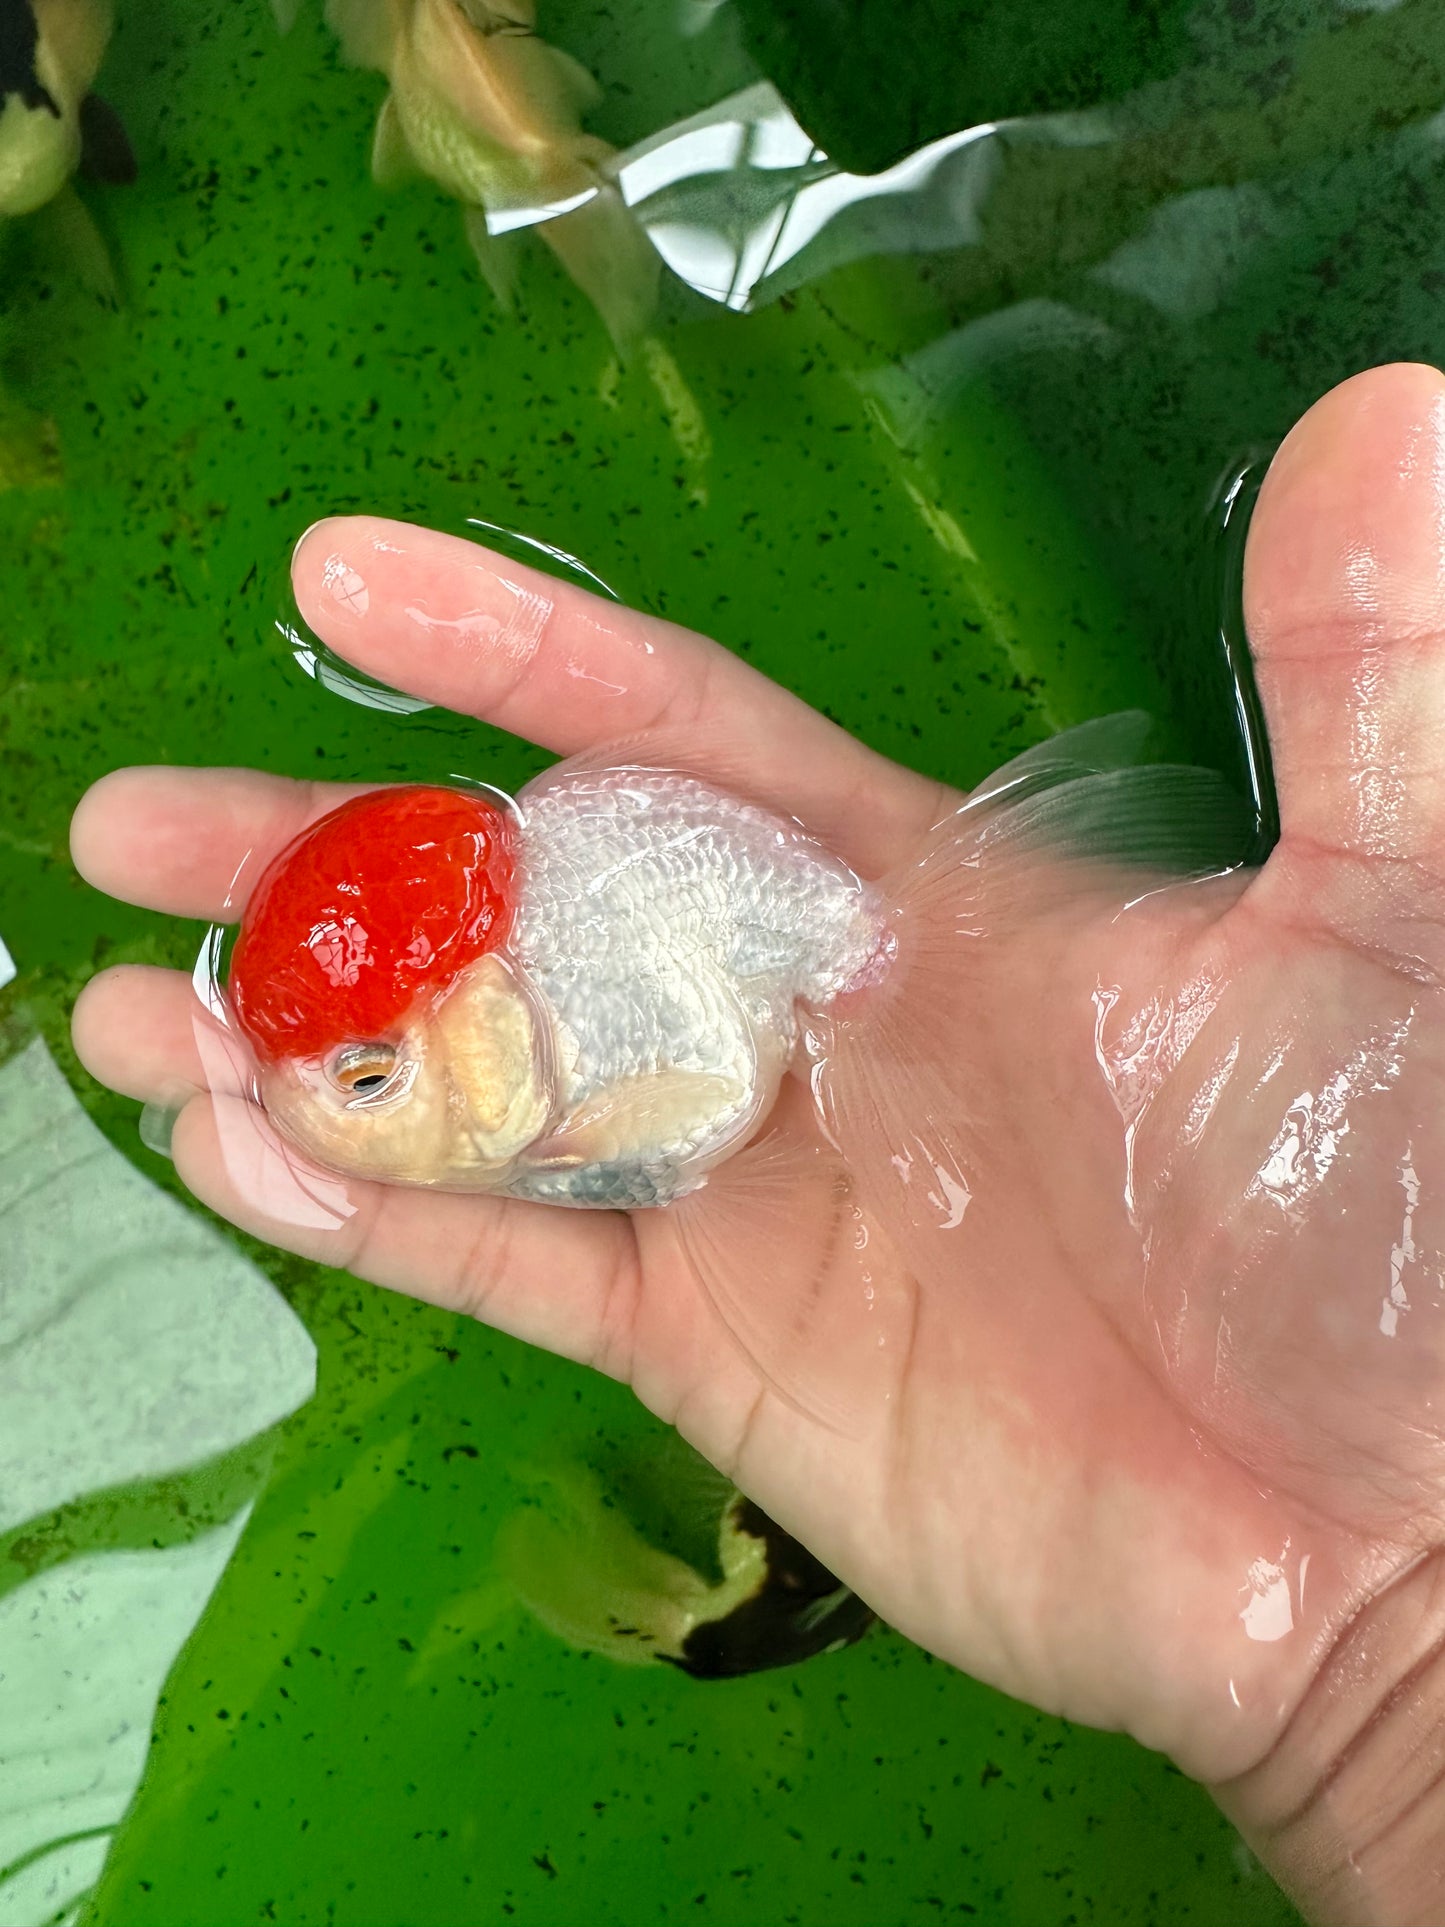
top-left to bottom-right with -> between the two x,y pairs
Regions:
512,767 -> 883,1102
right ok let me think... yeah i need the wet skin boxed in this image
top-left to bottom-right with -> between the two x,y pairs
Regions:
70,364 -> 1445,1922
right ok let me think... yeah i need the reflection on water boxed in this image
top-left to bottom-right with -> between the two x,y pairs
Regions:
440,0 -> 1445,793
453,0 -> 1445,337
612,82 -> 997,313
0,1037 -> 314,1925
1201,454 -> 1279,859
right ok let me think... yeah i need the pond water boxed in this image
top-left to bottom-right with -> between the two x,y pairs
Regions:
6,0 -> 1442,1919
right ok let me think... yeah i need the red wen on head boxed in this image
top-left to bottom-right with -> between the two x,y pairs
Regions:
229,786 -> 516,1065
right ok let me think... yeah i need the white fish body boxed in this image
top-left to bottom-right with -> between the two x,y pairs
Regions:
507,767 -> 884,1205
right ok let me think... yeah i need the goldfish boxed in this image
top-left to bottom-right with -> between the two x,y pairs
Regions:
229,765 -> 883,1207
323,0 -> 658,350
493,1455 -> 875,1677
0,0 -> 134,337
0,0 -> 132,216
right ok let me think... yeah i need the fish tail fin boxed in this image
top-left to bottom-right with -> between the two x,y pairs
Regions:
662,1082 -> 916,1436
546,45 -> 605,113
812,713 -> 1257,1294
539,181 -> 659,357
462,204 -> 522,312
33,185 -> 121,308
495,1459 -> 706,1667
324,0 -> 405,70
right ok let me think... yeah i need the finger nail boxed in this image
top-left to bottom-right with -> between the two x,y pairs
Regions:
140,1100 -> 179,1160
291,518 -> 337,570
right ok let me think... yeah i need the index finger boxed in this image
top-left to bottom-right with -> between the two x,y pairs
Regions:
293,516 -> 947,867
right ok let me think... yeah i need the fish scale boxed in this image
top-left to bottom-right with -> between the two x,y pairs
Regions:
509,767 -> 882,1202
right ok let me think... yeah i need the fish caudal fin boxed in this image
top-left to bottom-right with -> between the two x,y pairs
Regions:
462,203 -> 522,311
33,185 -> 120,307
545,44 -> 605,114
662,1080 -> 917,1435
325,0 -> 406,70
957,711 -> 1259,880
540,182 -> 660,357
810,714 -> 1256,1304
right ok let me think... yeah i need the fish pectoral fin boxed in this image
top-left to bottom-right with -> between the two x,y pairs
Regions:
371,91 -> 416,186
526,1071 -> 747,1170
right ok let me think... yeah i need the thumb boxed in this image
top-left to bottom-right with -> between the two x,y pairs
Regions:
1244,362 -> 1445,951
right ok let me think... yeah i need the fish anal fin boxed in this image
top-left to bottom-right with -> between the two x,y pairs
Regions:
528,1070 -> 746,1170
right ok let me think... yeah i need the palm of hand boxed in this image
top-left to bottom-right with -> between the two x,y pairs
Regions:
71,364 -> 1445,1790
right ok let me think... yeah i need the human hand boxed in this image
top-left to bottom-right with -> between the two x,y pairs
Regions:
71,363 -> 1445,1924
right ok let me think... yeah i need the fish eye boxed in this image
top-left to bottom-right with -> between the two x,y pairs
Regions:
326,1042 -> 399,1096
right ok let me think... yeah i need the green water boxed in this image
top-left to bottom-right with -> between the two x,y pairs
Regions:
7,0 -> 1443,1919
